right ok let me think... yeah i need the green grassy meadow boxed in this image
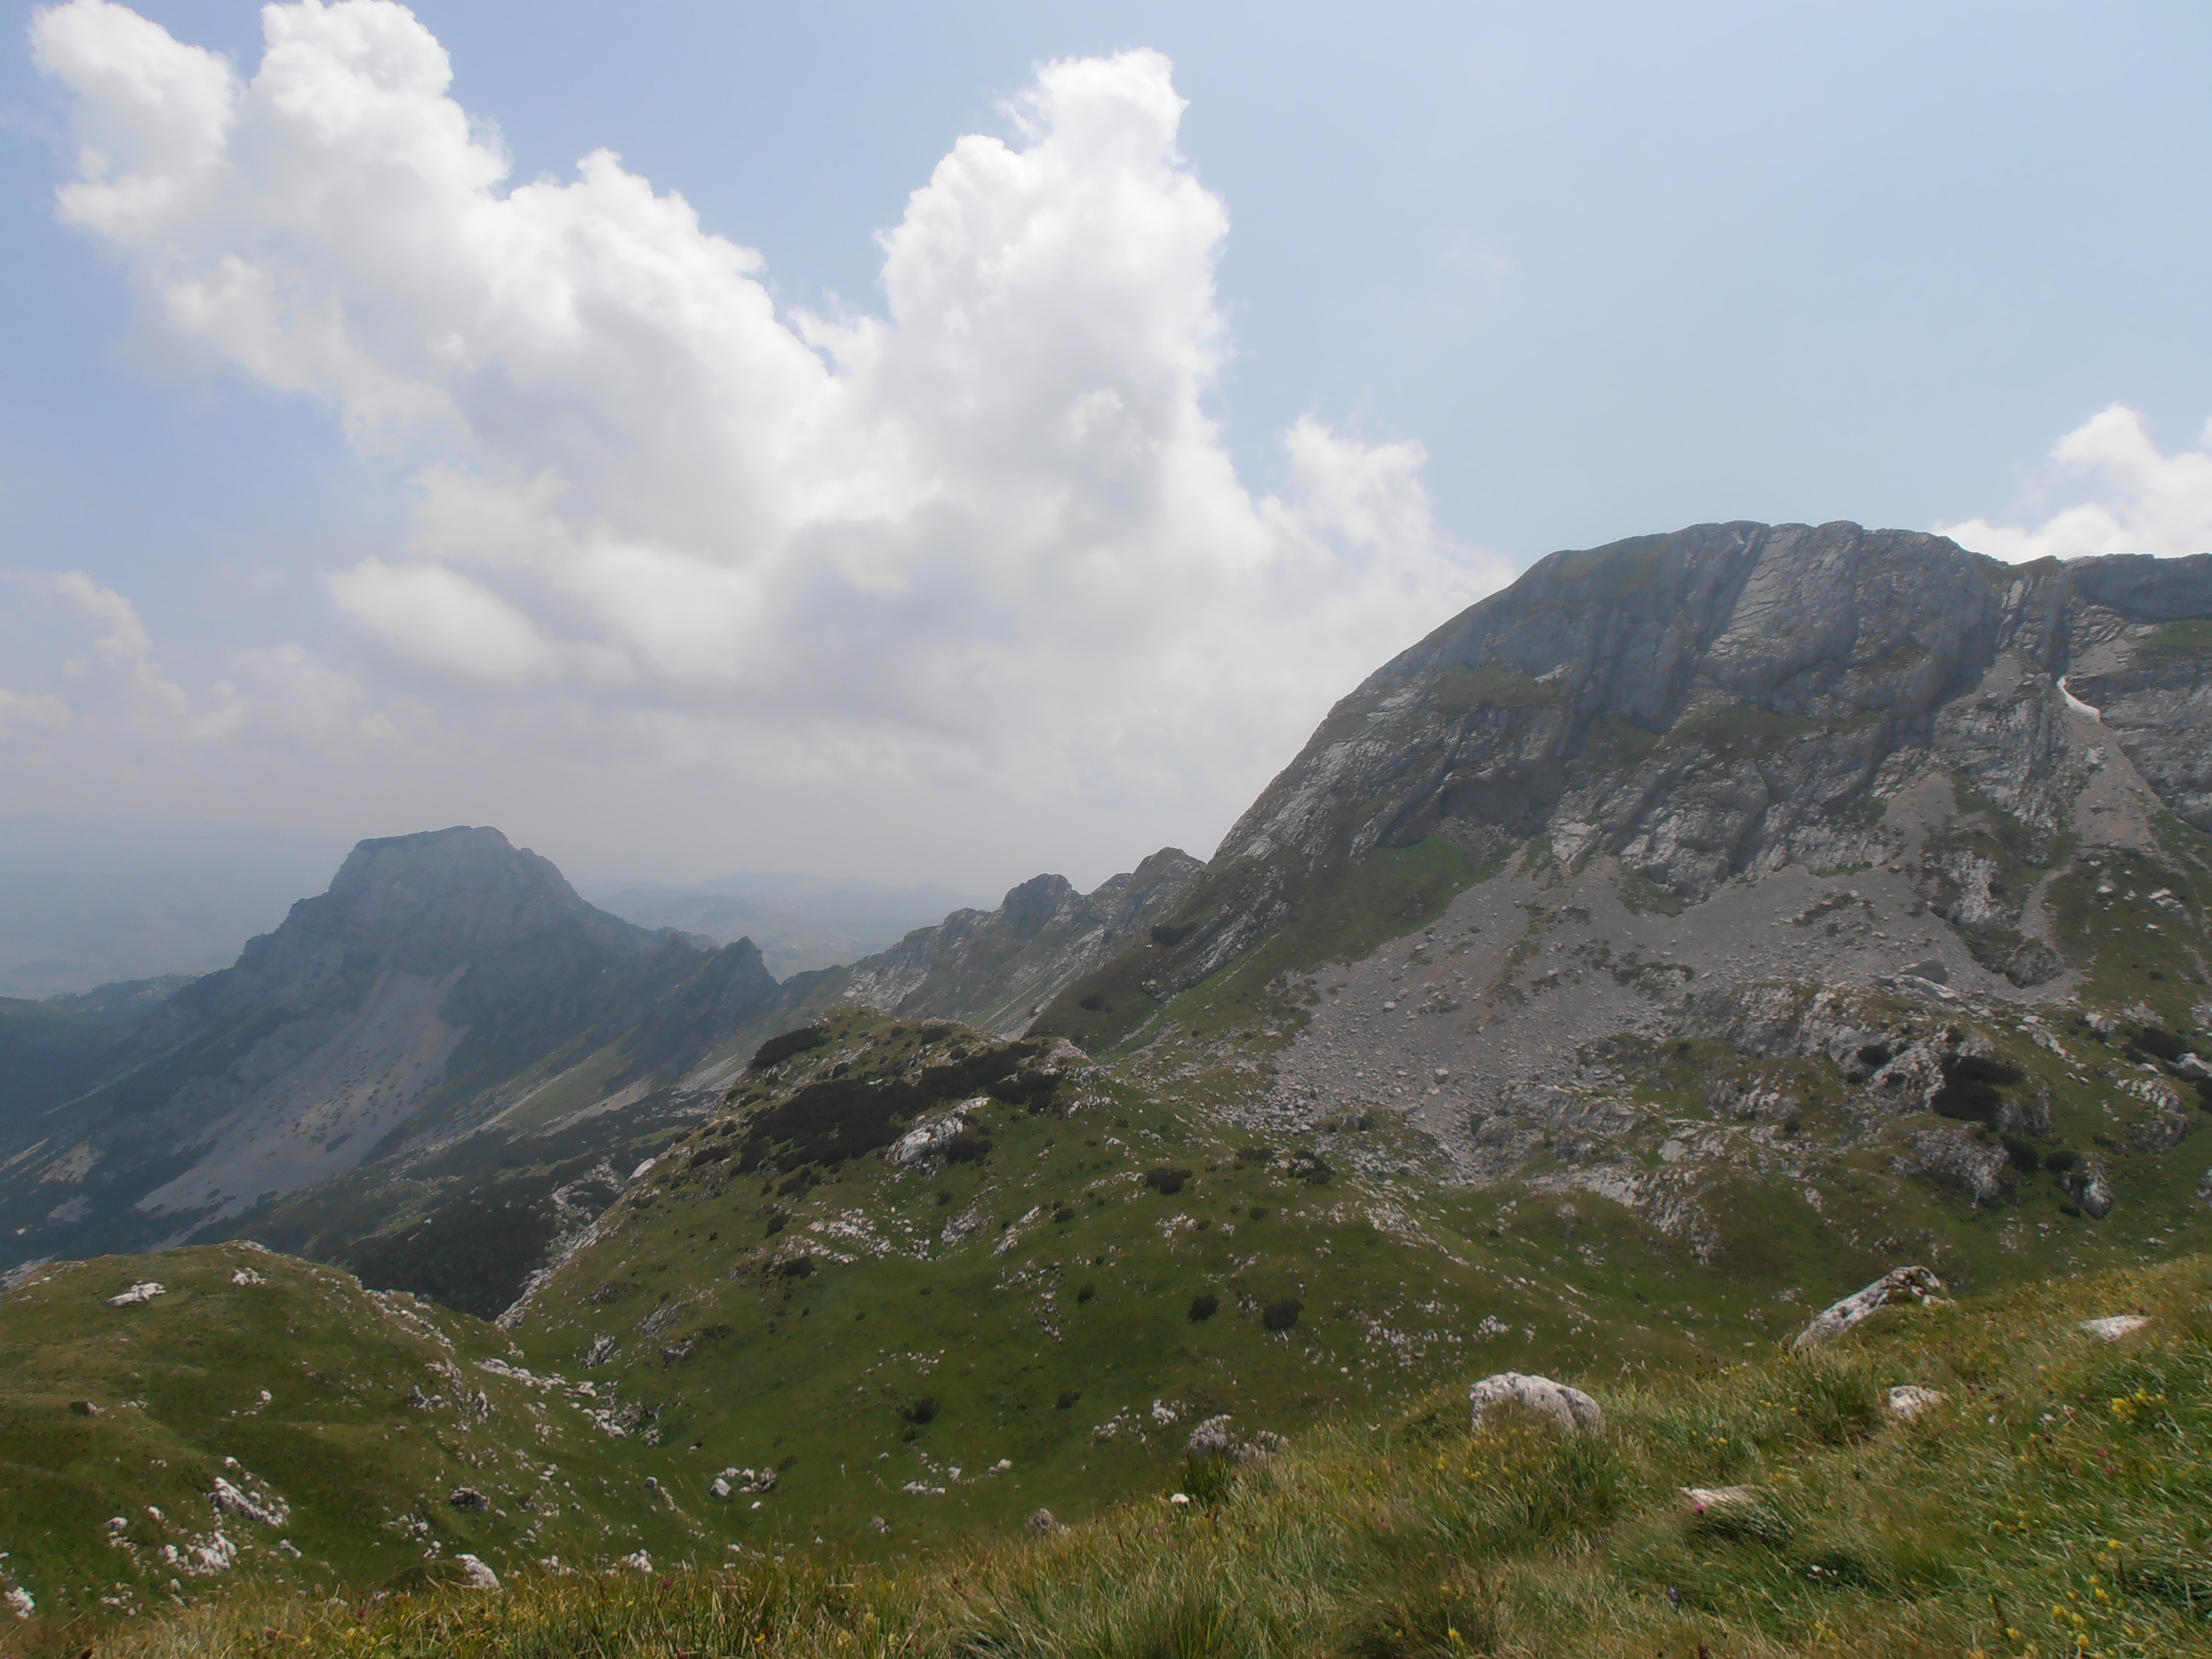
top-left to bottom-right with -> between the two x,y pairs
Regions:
46,1253 -> 2212,1658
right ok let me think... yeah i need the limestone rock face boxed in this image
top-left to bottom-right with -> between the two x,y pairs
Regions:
1793,1266 -> 1946,1348
837,848 -> 1202,1035
1469,1371 -> 1605,1434
1088,527 -> 2212,1009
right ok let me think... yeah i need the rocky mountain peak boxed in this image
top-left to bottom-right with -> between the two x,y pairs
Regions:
307,826 -> 644,974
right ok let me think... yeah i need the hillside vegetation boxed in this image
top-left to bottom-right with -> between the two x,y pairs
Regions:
38,1254 -> 2212,1658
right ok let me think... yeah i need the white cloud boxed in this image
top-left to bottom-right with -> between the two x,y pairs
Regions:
27,1 -> 1509,882
1940,403 -> 2212,563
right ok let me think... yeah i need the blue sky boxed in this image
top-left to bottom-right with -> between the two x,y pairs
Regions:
2,0 -> 2208,893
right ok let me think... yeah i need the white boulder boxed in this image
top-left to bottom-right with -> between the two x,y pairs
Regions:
1792,1266 -> 1945,1348
456,1554 -> 500,1590
1886,1385 -> 1944,1420
2079,1314 -> 2151,1342
890,1105 -> 979,1165
106,1282 -> 166,1308
1469,1372 -> 1604,1434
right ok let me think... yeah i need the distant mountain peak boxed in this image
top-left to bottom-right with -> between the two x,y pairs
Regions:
311,826 -> 636,967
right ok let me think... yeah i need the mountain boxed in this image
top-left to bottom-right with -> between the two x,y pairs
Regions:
0,831 -> 1203,1320
1029,523 -> 2212,1248
827,849 -> 1205,1035
0,827 -> 784,1275
4,522 -> 2212,1638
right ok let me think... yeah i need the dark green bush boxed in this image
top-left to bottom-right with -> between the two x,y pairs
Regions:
749,1027 -> 830,1070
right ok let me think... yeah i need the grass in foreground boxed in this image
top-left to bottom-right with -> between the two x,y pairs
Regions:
53,1255 -> 2212,1658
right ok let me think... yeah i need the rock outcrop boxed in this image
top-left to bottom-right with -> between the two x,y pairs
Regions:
1793,1266 -> 1945,1348
1468,1371 -> 1605,1433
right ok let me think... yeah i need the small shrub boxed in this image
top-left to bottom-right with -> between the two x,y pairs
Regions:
776,1256 -> 814,1279
1188,1293 -> 1218,1322
1150,921 -> 1195,948
1078,993 -> 1107,1012
1180,1453 -> 1235,1506
1056,1389 -> 1080,1410
902,1397 -> 939,1426
1262,1297 -> 1302,1332
2000,1133 -> 2040,1172
763,1212 -> 787,1237
2044,1147 -> 2080,1174
749,1027 -> 830,1070
2131,1026 -> 2187,1063
1930,1054 -> 2023,1124
943,1132 -> 993,1164
1249,1206 -> 1269,1221
1785,1353 -> 1880,1444
1145,1167 -> 1194,1196
1077,1281 -> 1097,1304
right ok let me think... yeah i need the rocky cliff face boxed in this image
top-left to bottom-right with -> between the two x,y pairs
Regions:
1043,526 -> 2211,1016
1035,524 -> 2212,1256
832,849 -> 1203,1034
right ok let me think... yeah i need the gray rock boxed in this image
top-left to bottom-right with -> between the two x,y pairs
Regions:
449,1487 -> 489,1513
2079,1162 -> 2116,1219
1025,1508 -> 1056,1535
210,1476 -> 289,1528
1885,1385 -> 1944,1420
2177,1053 -> 2212,1083
1898,959 -> 1948,985
456,1554 -> 500,1590
1185,1414 -> 1239,1460
2079,1313 -> 2151,1341
1908,1129 -> 2009,1206
1469,1372 -> 1604,1434
1792,1266 -> 1945,1348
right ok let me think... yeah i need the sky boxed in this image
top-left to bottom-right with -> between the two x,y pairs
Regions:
2,0 -> 2209,899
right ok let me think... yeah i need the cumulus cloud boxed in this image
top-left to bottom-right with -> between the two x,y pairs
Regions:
1940,403 -> 2212,563
27,0 -> 1506,880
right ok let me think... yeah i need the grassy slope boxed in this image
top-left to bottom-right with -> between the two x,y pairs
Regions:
0,1244 -> 712,1629
72,1254 -> 2212,1658
490,964 -> 2212,1565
